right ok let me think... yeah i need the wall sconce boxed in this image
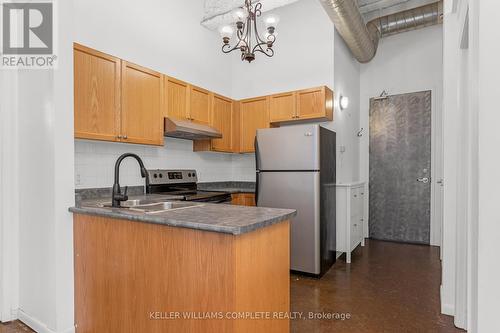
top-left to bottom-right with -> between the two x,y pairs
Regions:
340,95 -> 349,110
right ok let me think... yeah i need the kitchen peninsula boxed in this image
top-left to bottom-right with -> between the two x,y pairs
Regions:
70,200 -> 295,333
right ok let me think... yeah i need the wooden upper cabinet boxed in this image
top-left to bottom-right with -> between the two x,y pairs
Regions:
240,96 -> 269,153
211,94 -> 233,152
165,78 -> 211,125
165,76 -> 189,120
193,94 -> 236,153
189,85 -> 211,125
74,43 -> 121,141
121,61 -> 164,146
296,86 -> 333,121
269,91 -> 297,123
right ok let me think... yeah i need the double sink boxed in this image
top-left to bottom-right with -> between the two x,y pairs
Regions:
99,197 -> 204,214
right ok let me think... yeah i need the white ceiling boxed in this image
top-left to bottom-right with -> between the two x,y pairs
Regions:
201,0 -> 299,30
357,0 -> 439,21
201,0 -> 440,30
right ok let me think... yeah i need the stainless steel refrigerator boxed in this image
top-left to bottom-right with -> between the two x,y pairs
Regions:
255,124 -> 336,276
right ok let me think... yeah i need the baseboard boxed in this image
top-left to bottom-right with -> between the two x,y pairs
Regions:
440,285 -> 455,316
18,310 -> 75,333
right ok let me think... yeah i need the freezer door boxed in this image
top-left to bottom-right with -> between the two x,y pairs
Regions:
256,124 -> 320,171
258,171 -> 320,274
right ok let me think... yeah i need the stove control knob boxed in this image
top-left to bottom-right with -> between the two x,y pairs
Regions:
153,174 -> 158,178
159,174 -> 163,178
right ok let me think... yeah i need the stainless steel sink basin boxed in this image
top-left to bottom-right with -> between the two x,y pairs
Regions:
99,197 -> 180,208
129,201 -> 203,214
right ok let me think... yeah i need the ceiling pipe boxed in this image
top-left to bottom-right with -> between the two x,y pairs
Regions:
319,0 -> 443,63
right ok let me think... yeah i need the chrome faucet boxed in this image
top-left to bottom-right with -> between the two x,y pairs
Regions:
112,153 -> 148,207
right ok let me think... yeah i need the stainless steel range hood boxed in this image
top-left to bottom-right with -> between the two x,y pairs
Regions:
164,118 -> 222,140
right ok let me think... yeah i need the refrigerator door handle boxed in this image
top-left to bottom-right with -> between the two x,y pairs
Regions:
254,136 -> 260,170
255,172 -> 260,206
255,136 -> 260,206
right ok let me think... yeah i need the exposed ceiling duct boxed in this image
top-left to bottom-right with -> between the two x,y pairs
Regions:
319,0 -> 443,63
201,0 -> 299,30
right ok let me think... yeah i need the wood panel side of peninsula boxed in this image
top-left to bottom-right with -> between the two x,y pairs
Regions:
73,214 -> 290,333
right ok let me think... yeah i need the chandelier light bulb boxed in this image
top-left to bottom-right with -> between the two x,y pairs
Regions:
219,25 -> 234,40
264,14 -> 280,29
221,0 -> 279,63
231,7 -> 248,23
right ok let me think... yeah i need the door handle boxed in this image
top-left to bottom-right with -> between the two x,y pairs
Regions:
254,136 -> 260,206
417,177 -> 429,183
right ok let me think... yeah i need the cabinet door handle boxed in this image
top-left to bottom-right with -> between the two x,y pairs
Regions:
123,135 -> 128,139
116,135 -> 122,139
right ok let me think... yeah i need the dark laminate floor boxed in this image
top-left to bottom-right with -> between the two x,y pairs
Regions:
291,239 -> 465,333
2,240 -> 464,333
0,321 -> 34,333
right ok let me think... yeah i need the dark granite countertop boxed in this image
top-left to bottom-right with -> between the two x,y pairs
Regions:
69,195 -> 295,235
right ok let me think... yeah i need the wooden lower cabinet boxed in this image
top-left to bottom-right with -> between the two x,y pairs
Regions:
74,214 -> 290,333
232,193 -> 256,206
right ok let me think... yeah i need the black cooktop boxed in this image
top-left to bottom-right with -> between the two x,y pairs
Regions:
157,190 -> 231,203
145,169 -> 232,203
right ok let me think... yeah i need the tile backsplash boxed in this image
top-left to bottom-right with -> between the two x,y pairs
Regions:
75,138 -> 256,189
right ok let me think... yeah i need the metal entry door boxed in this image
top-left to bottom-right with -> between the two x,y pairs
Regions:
369,91 -> 431,244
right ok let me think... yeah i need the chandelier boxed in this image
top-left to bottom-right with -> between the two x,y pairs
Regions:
219,0 -> 280,63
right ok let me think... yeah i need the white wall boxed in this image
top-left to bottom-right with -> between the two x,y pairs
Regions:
0,66 -> 20,325
441,1 -> 500,331
230,0 -> 334,99
359,25 -> 444,245
1,1 -> 76,332
441,1 -> 467,321
73,0 -> 350,189
229,0 -> 360,185
73,0 -> 244,188
477,1 -> 500,331
75,0 -> 232,97
75,139 -> 251,188
332,30 -> 360,183
360,25 -> 443,187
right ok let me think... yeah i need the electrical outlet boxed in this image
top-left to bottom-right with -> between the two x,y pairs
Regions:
340,145 -> 346,153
